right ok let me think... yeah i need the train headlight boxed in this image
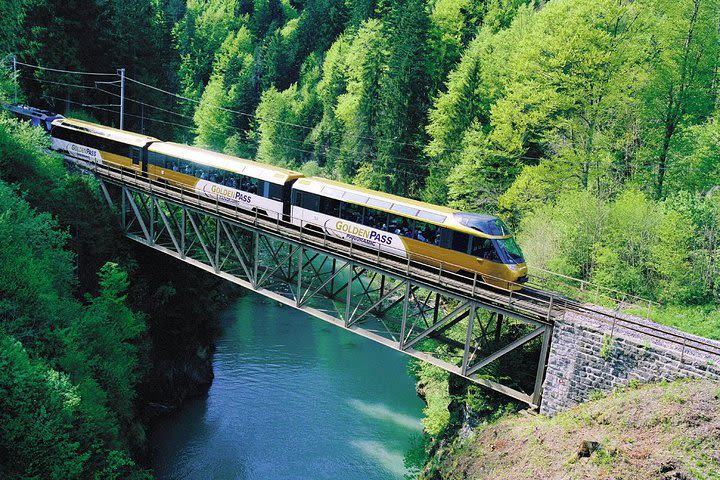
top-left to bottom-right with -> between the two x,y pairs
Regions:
507,264 -> 519,271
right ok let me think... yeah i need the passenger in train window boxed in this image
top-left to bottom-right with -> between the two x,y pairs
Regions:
426,226 -> 438,244
341,202 -> 363,224
240,176 -> 251,192
471,237 -> 500,261
363,207 -> 383,230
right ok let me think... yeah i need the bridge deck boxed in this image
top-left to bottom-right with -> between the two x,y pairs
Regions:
71,159 -> 719,409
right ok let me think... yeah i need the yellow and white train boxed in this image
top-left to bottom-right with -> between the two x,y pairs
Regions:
50,117 -> 528,290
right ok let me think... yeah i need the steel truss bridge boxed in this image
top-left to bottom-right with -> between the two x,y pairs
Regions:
84,161 -> 673,409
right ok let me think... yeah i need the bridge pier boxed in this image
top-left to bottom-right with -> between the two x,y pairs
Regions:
540,314 -> 720,416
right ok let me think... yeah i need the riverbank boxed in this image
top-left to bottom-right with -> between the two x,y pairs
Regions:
130,245 -> 240,419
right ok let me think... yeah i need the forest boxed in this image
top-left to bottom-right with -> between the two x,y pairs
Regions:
1,0 -> 719,477
4,0 -> 718,317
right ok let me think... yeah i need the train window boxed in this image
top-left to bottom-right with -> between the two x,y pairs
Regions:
61,128 -> 76,143
302,192 -> 321,211
228,174 -> 240,189
179,159 -> 194,175
367,197 -> 392,210
322,187 -> 344,199
268,183 -> 283,201
470,237 -> 500,261
92,136 -> 105,151
52,126 -> 72,141
412,220 -> 439,244
148,152 -> 163,167
363,207 -> 388,230
168,157 -> 182,172
391,204 -> 419,217
100,137 -> 119,155
196,165 -> 208,179
340,202 -> 364,224
388,213 -> 413,236
417,210 -> 446,224
438,228 -> 453,249
66,129 -> 82,144
320,196 -> 340,216
130,147 -> 141,165
451,231 -> 470,253
237,175 -> 260,195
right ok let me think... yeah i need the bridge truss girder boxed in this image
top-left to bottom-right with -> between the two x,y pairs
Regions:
102,178 -> 553,407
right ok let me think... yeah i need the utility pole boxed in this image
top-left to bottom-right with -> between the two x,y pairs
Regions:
117,68 -> 125,130
12,54 -> 17,103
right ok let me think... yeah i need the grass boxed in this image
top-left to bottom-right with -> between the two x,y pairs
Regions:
626,304 -> 720,340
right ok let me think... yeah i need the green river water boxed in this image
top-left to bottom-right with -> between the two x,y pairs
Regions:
151,293 -> 426,479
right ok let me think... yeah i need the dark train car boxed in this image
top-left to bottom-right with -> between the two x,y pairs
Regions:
3,104 -> 64,131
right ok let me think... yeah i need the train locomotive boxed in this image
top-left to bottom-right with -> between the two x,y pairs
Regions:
47,116 -> 528,290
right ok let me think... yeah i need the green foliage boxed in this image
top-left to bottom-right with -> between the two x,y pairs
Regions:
600,335 -> 614,361
193,25 -> 257,151
175,0 -> 244,105
255,55 -> 322,166
0,117 -> 150,477
517,188 -> 719,305
588,390 -> 607,401
409,359 -> 452,437
0,336 -> 151,479
630,305 -> 720,340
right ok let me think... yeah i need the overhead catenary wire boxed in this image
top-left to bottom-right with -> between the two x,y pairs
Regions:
42,94 -> 435,181
15,60 -> 117,77
45,89 -> 720,178
20,76 -> 99,90
16,61 -> 720,177
14,60 -> 720,174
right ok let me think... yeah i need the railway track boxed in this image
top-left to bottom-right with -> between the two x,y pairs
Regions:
80,160 -> 720,360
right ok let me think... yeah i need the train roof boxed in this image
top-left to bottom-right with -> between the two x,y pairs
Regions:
148,142 -> 304,184
52,118 -> 159,147
5,104 -> 62,119
293,177 -> 511,238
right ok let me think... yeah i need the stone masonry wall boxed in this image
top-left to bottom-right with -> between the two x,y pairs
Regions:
540,313 -> 720,416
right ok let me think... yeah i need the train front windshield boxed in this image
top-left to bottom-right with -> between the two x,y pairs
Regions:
455,213 -> 526,264
494,237 -> 525,264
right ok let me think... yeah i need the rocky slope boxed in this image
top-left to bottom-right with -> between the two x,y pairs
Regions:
421,380 -> 720,480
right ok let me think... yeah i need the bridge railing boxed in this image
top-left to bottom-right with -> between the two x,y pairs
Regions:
83,160 -> 558,322
75,158 -> 720,361
527,266 -> 660,312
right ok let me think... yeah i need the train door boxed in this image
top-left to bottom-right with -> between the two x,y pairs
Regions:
130,146 -> 142,172
283,180 -> 297,220
141,146 -> 149,177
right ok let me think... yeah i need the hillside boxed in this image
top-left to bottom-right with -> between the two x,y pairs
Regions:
422,380 -> 720,480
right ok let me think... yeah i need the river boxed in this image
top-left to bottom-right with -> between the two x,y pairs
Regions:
151,293 -> 426,479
